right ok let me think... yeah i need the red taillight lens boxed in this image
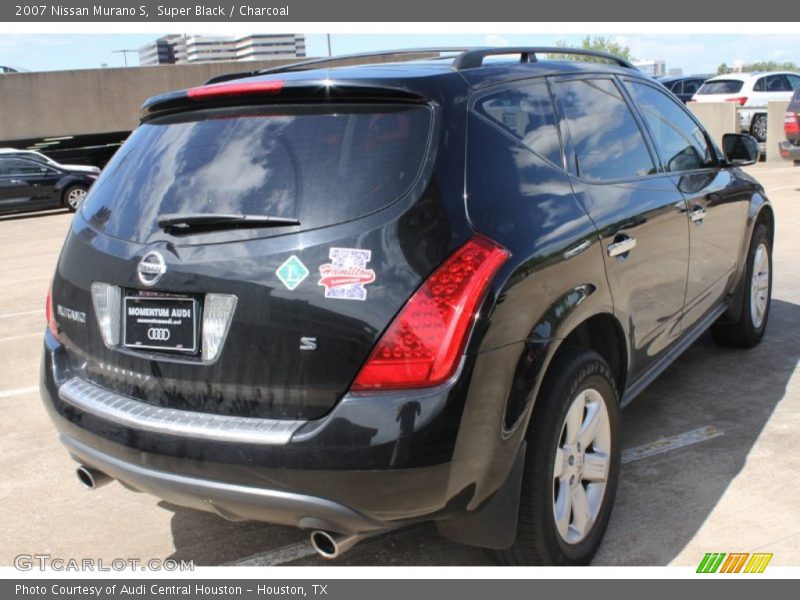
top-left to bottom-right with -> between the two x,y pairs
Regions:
725,96 -> 748,106
784,111 -> 800,135
187,79 -> 284,100
46,284 -> 59,339
351,236 -> 509,391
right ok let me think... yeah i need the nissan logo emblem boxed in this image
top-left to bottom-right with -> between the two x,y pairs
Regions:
137,251 -> 167,287
147,327 -> 171,341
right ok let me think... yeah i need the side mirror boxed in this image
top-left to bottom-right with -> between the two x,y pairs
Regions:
722,133 -> 760,166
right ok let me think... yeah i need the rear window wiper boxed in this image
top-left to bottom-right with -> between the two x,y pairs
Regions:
157,213 -> 301,234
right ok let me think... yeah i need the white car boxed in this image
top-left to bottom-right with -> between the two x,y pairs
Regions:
692,71 -> 800,141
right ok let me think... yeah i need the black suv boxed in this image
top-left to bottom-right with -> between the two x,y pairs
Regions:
657,75 -> 706,104
41,48 -> 773,565
0,150 -> 100,214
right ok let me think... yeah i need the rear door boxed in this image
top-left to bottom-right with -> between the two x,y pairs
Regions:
622,78 -> 747,329
550,75 -> 690,379
54,101 -> 445,420
0,158 -> 39,209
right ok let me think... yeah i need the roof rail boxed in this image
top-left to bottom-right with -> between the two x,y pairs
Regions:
451,47 -> 635,70
204,47 -> 474,85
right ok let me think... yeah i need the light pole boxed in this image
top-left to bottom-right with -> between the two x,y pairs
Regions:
326,34 -> 332,57
112,49 -> 137,67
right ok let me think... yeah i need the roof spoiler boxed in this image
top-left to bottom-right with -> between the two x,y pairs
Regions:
140,78 -> 430,118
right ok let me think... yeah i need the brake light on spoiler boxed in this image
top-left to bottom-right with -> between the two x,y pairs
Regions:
187,80 -> 285,100
351,236 -> 509,391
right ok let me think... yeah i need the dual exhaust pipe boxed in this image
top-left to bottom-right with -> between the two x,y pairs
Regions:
76,465 -> 368,559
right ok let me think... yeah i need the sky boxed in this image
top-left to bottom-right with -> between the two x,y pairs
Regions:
1,33 -> 798,75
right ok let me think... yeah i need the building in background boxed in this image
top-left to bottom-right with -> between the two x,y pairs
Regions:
633,59 -> 667,78
138,34 -> 306,66
667,67 -> 684,77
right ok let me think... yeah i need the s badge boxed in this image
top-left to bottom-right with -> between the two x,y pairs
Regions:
318,248 -> 376,301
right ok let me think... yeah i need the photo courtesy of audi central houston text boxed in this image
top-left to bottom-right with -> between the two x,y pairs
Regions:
6,37 -> 792,568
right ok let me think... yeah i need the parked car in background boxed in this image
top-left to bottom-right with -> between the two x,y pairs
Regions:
0,148 -> 101,175
0,152 -> 99,214
779,85 -> 800,165
41,47 -> 772,567
657,75 -> 706,103
692,71 -> 800,142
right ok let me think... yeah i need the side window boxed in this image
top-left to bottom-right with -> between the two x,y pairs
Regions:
625,80 -> 715,172
787,74 -> 800,90
683,80 -> 701,95
766,75 -> 791,92
2,159 -> 44,176
550,78 -> 655,181
475,81 -> 563,166
754,77 -> 766,92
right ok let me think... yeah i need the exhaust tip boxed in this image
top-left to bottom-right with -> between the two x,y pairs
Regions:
310,531 -> 339,559
76,465 -> 110,490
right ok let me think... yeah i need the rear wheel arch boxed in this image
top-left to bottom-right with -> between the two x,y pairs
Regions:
549,313 -> 629,400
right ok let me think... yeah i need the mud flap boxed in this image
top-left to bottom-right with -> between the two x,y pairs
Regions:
436,441 -> 526,550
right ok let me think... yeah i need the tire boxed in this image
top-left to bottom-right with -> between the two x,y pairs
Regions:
491,349 -> 621,566
711,223 -> 772,348
750,114 -> 768,143
63,184 -> 88,212
793,160 -> 800,167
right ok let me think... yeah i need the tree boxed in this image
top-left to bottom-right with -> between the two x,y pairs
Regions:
717,61 -> 798,75
551,36 -> 633,63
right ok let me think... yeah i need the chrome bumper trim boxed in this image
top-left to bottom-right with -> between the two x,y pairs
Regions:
58,377 -> 305,445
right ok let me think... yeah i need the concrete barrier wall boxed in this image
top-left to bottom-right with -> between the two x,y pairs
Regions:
0,54 -> 434,140
766,100 -> 790,163
687,101 -> 738,150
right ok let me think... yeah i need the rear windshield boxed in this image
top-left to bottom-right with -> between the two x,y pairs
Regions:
81,104 -> 432,242
696,80 -> 744,95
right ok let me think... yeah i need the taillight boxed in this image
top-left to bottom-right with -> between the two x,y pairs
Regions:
725,96 -> 748,106
46,284 -> 59,340
187,79 -> 284,100
351,236 -> 509,391
784,111 -> 800,135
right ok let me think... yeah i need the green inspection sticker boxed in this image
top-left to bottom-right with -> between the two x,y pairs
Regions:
276,255 -> 310,291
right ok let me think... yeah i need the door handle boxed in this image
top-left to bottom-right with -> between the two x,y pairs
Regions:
607,235 -> 637,258
689,206 -> 706,224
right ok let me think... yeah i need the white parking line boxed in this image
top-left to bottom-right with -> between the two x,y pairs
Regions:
227,429 -> 725,566
622,426 -> 723,464
0,309 -> 44,319
228,540 -> 318,566
0,385 -> 39,398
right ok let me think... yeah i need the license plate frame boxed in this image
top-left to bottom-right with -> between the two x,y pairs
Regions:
123,295 -> 198,353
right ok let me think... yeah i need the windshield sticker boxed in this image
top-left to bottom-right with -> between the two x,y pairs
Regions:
318,248 -> 376,301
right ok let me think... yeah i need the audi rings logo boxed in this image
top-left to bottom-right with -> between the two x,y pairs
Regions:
137,251 -> 167,287
147,328 -> 171,341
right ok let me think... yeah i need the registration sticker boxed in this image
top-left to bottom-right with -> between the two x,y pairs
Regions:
318,248 -> 376,301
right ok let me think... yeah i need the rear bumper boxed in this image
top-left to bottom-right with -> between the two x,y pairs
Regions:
60,433 -> 386,533
40,329 -> 481,533
779,140 -> 800,161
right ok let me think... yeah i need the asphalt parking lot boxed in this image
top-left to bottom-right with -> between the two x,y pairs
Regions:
1,162 -> 798,568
